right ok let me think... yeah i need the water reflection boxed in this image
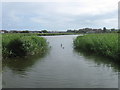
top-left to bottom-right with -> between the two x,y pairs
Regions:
2,48 -> 50,75
74,49 -> 120,72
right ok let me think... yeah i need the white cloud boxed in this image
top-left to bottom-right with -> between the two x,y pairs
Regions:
89,18 -> 118,28
30,17 -> 49,24
9,11 -> 21,22
2,1 -> 118,30
2,0 -> 119,16
103,18 -> 118,24
53,0 -> 118,16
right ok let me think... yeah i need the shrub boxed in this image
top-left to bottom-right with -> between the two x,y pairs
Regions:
74,33 -> 119,61
2,33 -> 48,58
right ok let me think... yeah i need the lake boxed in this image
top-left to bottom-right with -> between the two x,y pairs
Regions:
2,35 -> 119,88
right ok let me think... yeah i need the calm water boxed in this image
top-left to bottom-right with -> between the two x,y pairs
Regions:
2,35 -> 119,88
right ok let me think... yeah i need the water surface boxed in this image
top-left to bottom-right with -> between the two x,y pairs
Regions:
3,35 -> 119,88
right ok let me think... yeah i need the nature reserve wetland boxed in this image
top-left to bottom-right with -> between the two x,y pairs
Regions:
1,1 -> 120,88
2,34 -> 120,88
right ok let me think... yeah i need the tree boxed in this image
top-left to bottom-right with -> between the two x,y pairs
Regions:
21,30 -> 29,33
103,27 -> 107,33
111,28 -> 115,32
41,30 -> 48,33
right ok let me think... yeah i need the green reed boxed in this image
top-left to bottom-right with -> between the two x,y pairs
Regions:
2,33 -> 48,58
74,33 -> 119,61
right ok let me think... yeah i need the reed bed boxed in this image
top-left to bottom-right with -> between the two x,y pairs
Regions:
74,33 -> 119,61
2,33 -> 48,58
37,33 -> 77,36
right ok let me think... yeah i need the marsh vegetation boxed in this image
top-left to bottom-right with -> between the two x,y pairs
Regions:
74,33 -> 119,61
2,33 -> 48,59
3,35 -> 118,88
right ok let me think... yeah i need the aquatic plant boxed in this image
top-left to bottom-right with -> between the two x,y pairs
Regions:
37,33 -> 77,36
2,33 -> 48,58
74,33 -> 119,61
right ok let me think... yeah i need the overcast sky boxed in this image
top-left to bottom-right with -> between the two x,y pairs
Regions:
1,0 -> 119,31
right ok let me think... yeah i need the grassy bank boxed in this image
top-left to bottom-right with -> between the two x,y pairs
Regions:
37,33 -> 77,36
74,33 -> 119,61
2,33 -> 48,58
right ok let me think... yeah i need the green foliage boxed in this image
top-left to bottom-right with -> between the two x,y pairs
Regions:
103,27 -> 107,32
74,33 -> 119,61
38,33 -> 76,36
20,30 -> 29,33
41,30 -> 48,33
2,33 -> 48,58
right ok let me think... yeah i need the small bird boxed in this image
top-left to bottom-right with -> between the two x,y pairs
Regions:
61,44 -> 62,47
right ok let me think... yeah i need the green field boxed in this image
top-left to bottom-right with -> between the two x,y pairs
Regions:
2,33 -> 48,59
74,33 -> 119,61
37,33 -> 77,36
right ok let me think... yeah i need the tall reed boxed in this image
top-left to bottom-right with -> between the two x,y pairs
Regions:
74,33 -> 119,61
2,33 -> 48,58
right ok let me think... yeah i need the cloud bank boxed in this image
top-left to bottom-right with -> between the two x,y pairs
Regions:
2,0 -> 119,31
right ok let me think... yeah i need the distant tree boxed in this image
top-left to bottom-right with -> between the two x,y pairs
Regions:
2,30 -> 8,33
41,30 -> 48,33
67,30 -> 75,33
21,30 -> 29,33
11,30 -> 19,33
117,29 -> 120,33
111,28 -> 115,32
39,31 -> 42,33
67,30 -> 72,32
103,27 -> 107,33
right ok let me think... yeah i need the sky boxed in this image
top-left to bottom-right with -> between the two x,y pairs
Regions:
1,0 -> 119,31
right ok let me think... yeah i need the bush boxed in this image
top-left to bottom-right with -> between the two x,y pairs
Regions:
2,33 -> 48,58
74,33 -> 119,61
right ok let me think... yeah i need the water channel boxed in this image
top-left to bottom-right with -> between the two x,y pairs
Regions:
2,35 -> 119,88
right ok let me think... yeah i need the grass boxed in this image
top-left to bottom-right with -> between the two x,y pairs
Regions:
37,33 -> 78,36
2,33 -> 48,58
73,33 -> 119,61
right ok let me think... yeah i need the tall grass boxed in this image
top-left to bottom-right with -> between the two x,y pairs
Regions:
74,33 -> 119,61
2,33 -> 48,58
37,33 -> 77,36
